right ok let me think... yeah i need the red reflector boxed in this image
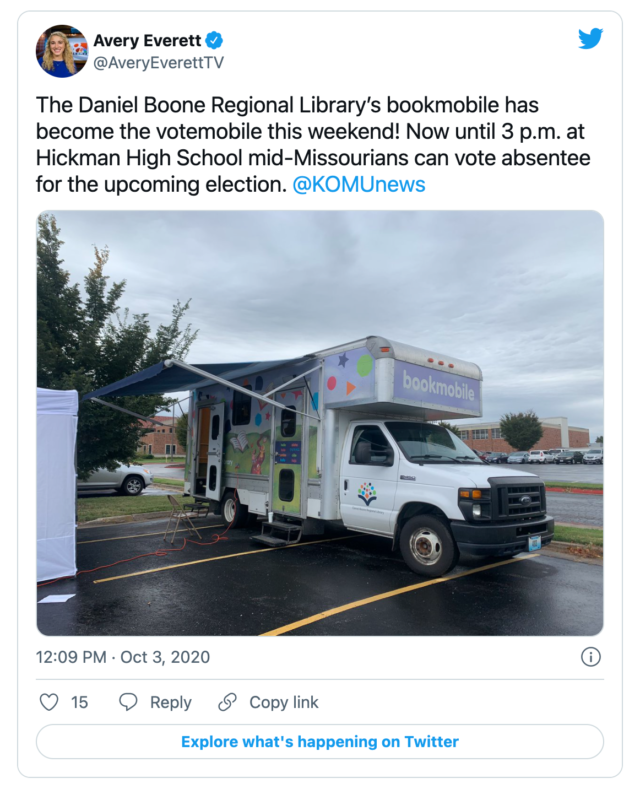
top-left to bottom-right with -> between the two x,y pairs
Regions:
380,347 -> 390,352
448,363 -> 454,368
438,360 -> 444,365
428,358 -> 434,363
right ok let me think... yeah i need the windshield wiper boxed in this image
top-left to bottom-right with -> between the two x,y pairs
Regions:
409,454 -> 459,463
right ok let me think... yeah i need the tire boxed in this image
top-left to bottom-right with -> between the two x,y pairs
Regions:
120,475 -> 145,496
399,514 -> 459,577
221,491 -> 249,528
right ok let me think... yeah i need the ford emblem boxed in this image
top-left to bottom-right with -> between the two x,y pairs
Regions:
520,495 -> 532,506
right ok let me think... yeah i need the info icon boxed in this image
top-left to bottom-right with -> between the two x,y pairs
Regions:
581,647 -> 601,667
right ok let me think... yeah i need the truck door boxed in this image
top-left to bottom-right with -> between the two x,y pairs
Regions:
205,402 -> 225,501
340,424 -> 399,534
271,387 -> 306,516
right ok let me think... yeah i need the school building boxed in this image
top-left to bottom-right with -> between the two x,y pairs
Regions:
456,416 -> 590,453
138,416 -> 185,457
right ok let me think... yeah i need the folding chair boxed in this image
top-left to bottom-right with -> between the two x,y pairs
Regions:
163,495 -> 204,545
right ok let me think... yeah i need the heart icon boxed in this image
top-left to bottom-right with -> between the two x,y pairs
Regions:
40,693 -> 58,711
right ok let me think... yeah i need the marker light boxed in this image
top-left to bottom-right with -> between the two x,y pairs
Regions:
472,490 -> 482,499
459,490 -> 470,498
428,358 -> 434,363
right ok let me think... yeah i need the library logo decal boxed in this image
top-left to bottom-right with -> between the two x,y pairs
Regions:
358,482 -> 377,506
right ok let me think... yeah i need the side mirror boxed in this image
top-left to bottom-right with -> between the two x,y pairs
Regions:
378,445 -> 394,466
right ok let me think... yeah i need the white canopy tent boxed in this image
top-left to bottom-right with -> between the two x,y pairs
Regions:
37,388 -> 78,582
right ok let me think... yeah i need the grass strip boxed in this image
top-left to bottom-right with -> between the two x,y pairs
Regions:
77,494 -> 184,523
553,525 -> 603,548
153,477 -> 185,487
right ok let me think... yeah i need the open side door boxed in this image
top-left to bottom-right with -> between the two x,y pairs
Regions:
205,402 -> 225,501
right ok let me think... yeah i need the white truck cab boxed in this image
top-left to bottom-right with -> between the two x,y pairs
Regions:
339,418 -> 552,576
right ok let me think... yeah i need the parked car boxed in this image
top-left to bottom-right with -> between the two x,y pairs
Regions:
548,448 -> 568,463
77,463 -> 154,496
555,450 -> 584,464
583,449 -> 603,465
507,451 -> 530,464
485,452 -> 509,464
528,450 -> 554,464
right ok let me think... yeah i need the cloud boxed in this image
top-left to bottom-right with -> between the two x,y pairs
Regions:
49,210 -> 604,438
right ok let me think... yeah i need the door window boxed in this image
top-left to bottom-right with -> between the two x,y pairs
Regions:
279,469 -> 295,502
211,413 -> 220,441
281,406 -> 297,438
350,426 -> 393,466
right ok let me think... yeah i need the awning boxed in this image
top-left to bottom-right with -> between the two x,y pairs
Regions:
82,357 -> 309,400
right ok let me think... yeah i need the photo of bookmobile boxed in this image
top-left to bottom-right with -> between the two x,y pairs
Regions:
87,335 -> 554,577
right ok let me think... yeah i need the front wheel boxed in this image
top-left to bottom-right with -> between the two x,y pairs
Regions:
120,475 -> 145,496
399,515 -> 459,577
221,491 -> 249,528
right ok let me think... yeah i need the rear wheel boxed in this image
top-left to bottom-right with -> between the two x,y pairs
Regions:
399,515 -> 459,577
221,491 -> 249,528
120,475 -> 145,496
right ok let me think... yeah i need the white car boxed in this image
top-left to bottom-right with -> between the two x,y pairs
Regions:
528,450 -> 554,464
77,463 -> 153,496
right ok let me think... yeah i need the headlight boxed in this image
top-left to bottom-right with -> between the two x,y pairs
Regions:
458,488 -> 491,522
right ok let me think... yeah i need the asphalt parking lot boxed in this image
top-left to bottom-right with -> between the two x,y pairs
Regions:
37,516 -> 603,638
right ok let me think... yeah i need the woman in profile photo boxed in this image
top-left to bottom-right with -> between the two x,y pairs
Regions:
38,31 -> 76,77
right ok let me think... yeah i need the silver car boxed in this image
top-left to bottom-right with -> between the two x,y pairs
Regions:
77,463 -> 153,496
583,449 -> 603,465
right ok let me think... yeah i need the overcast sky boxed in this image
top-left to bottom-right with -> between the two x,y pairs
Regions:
49,210 -> 603,438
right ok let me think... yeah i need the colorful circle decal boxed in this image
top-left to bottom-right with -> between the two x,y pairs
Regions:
357,354 -> 373,377
255,413 -> 262,427
327,376 -> 337,391
312,392 -> 319,411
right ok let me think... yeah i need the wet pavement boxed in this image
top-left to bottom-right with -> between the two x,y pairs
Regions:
38,517 -> 603,638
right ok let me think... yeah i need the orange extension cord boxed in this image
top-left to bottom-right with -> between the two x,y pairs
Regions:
37,491 -> 241,588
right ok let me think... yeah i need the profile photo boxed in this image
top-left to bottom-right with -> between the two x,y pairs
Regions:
36,25 -> 88,78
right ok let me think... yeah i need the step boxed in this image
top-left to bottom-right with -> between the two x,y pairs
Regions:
250,533 -> 290,548
265,520 -> 302,534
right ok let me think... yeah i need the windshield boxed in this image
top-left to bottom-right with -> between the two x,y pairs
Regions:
510,452 -> 527,457
384,422 -> 483,462
587,449 -> 602,454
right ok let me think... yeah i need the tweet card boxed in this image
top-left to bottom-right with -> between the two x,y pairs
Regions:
16,5 -> 622,786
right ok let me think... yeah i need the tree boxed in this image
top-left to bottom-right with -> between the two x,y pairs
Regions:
175,412 -> 189,450
596,435 -> 603,444
37,213 -> 198,478
499,411 -> 543,452
438,421 -> 462,438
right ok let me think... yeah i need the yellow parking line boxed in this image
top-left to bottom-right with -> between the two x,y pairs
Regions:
79,524 -> 225,545
93,534 -> 364,583
260,553 -> 541,636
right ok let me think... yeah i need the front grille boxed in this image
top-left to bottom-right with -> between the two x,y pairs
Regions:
490,477 -> 546,523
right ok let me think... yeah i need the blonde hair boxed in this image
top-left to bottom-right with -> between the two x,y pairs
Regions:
42,31 -> 76,74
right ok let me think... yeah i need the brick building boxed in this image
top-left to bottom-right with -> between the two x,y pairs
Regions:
455,416 -> 590,454
138,416 -> 185,457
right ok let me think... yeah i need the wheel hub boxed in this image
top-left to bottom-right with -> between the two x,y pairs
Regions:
410,529 -> 443,566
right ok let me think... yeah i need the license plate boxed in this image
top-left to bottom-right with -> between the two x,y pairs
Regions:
528,535 -> 542,552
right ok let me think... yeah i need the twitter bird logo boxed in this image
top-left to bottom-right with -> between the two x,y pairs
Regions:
579,28 -> 603,49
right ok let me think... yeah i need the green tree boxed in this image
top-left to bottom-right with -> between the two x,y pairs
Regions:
438,421 -> 462,438
596,435 -> 603,444
499,411 -> 543,452
175,412 -> 189,450
37,214 -> 198,478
